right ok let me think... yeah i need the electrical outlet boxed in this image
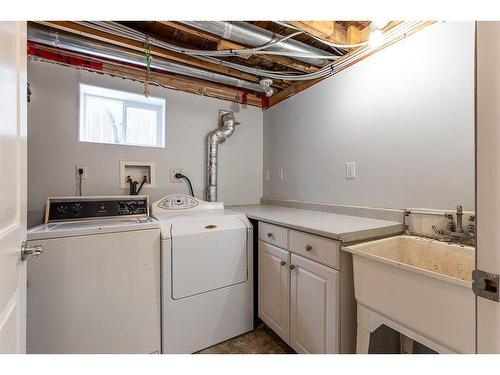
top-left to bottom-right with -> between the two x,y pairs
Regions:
170,168 -> 184,183
264,170 -> 270,181
279,169 -> 284,181
346,162 -> 356,179
75,165 -> 87,179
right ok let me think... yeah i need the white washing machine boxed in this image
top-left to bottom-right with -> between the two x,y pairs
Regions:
27,196 -> 161,354
151,194 -> 253,353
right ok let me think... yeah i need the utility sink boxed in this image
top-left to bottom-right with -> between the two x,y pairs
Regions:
343,235 -> 475,353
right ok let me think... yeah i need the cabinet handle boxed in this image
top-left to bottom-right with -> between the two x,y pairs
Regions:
267,232 -> 273,238
289,264 -> 295,270
280,260 -> 286,266
305,245 -> 312,251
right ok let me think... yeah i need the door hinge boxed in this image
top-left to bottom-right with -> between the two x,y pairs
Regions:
472,269 -> 499,302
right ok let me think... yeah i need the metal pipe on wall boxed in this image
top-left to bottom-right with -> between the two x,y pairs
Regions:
206,112 -> 239,202
27,24 -> 266,94
180,21 -> 337,67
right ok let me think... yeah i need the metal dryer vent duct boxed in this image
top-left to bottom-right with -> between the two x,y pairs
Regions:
180,21 -> 333,67
27,24 -> 265,94
206,112 -> 240,202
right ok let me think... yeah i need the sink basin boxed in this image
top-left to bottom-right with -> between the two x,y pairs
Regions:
343,235 -> 475,353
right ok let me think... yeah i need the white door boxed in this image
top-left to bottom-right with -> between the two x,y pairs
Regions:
258,241 -> 290,342
476,21 -> 500,353
289,254 -> 339,354
0,21 -> 28,354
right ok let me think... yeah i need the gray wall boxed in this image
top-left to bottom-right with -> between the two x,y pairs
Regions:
27,61 -> 263,226
263,21 -> 475,211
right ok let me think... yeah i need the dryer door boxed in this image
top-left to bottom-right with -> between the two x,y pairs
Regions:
171,216 -> 248,299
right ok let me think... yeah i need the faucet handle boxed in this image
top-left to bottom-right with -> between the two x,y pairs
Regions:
457,205 -> 463,213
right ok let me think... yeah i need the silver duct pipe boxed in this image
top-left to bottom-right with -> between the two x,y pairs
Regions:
180,21 -> 335,67
206,112 -> 239,202
27,24 -> 265,94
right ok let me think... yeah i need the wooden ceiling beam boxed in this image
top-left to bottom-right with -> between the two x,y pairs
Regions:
28,43 -> 264,107
33,21 -> 287,90
157,21 -> 220,43
111,64 -> 264,107
162,21 -> 318,73
347,25 -> 370,44
267,78 -> 322,108
217,39 -> 251,60
216,38 -> 319,73
287,21 -> 347,44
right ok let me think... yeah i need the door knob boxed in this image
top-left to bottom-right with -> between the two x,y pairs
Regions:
21,241 -> 43,261
280,260 -> 286,266
305,245 -> 312,251
289,264 -> 295,270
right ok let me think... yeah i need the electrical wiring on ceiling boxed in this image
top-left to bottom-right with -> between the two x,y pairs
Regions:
74,21 -> 344,81
71,21 -> 423,83
78,21 -> 342,60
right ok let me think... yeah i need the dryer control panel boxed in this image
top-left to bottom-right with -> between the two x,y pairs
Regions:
158,195 -> 199,210
152,194 -> 224,214
45,196 -> 149,223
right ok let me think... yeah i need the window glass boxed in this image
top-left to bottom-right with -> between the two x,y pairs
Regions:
79,84 -> 165,148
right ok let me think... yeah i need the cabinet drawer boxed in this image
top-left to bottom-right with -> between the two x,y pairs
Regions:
258,222 -> 289,249
289,230 -> 340,269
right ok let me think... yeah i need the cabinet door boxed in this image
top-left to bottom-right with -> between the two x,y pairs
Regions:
258,240 -> 290,343
290,254 -> 339,354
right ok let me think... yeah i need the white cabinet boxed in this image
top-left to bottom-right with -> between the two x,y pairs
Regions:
290,254 -> 339,354
258,241 -> 290,342
258,222 -> 343,354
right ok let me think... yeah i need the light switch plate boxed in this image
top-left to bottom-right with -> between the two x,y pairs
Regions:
346,162 -> 356,179
279,169 -> 284,181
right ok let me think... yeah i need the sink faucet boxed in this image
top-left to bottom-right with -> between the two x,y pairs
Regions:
432,204 -> 475,246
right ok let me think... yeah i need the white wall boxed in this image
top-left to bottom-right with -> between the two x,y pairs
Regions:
263,22 -> 475,211
27,60 -> 263,226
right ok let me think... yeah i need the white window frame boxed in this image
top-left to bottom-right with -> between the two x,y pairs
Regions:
79,83 -> 166,148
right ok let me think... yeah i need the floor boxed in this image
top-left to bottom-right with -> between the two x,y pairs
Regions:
196,321 -> 295,354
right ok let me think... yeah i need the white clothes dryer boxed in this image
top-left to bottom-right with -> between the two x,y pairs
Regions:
151,194 -> 253,353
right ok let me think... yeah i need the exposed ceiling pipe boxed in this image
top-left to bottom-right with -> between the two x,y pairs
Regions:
206,112 -> 239,202
27,24 -> 266,94
180,21 -> 339,67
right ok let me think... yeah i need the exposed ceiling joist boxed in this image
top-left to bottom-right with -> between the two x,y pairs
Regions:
346,25 -> 370,44
28,20 -> 433,110
157,21 -> 220,43
28,42 -> 265,107
163,21 -> 318,73
286,21 -> 348,44
216,39 -> 251,60
34,21 -> 287,90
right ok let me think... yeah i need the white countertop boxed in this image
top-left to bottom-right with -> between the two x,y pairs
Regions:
229,204 -> 403,243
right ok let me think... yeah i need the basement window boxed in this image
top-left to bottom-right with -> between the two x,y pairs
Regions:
79,84 -> 166,148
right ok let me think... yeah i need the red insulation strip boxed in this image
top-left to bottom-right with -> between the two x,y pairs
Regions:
241,90 -> 248,104
261,96 -> 270,109
27,42 -> 103,71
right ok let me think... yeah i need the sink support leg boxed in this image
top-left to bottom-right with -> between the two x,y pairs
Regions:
356,324 -> 371,354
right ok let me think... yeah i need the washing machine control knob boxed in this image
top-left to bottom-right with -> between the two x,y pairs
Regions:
71,203 -> 82,214
127,202 -> 138,214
